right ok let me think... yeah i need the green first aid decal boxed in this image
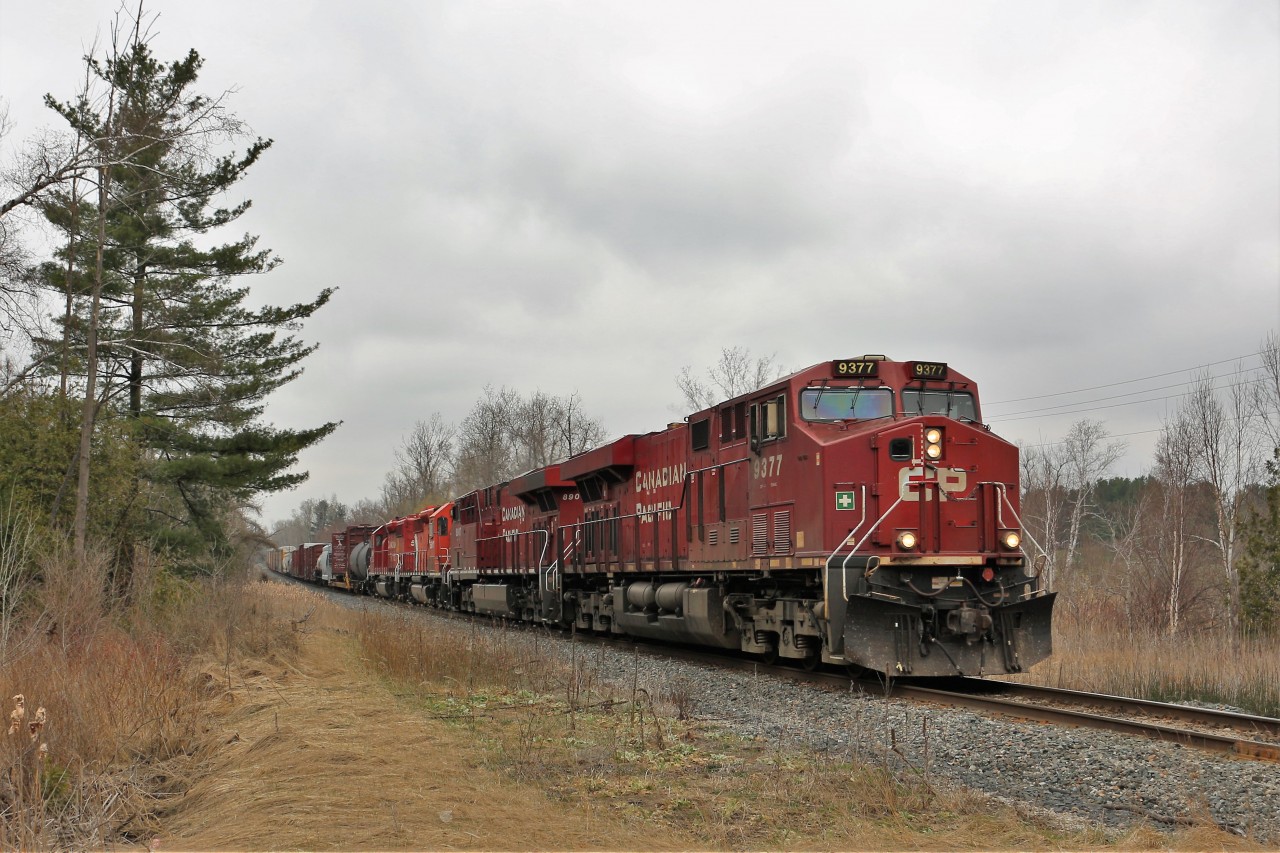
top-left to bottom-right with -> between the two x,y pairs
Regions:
835,491 -> 856,510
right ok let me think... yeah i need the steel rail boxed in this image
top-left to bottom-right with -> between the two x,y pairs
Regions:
953,679 -> 1280,738
886,683 -> 1280,763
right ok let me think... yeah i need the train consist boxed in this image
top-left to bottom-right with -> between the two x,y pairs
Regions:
268,357 -> 1055,677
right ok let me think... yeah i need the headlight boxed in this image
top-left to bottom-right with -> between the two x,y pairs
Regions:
1001,531 -> 1021,550
897,531 -> 918,550
924,427 -> 943,460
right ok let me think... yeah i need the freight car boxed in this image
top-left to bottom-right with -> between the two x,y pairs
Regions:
289,356 -> 1054,678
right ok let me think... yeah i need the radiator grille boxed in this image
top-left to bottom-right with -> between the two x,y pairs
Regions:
773,510 -> 791,552
752,514 -> 768,555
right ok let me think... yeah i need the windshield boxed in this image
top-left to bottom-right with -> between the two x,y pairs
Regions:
799,387 -> 894,421
901,389 -> 977,421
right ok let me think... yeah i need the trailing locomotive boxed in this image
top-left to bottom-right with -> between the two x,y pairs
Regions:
282,357 -> 1054,678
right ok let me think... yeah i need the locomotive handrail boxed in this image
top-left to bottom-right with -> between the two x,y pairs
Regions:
825,484 -> 868,564
545,538 -> 575,593
843,495 -> 904,569
992,482 -> 1049,569
523,528 -> 551,593
559,507 -> 666,573
841,495 -> 905,602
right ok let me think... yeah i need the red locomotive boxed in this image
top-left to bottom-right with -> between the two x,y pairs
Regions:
294,357 -> 1054,677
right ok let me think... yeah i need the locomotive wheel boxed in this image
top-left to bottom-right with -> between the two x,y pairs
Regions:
800,652 -> 820,672
759,646 -> 779,666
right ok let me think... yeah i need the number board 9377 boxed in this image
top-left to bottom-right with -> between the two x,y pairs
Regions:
831,359 -> 878,377
910,361 -> 948,380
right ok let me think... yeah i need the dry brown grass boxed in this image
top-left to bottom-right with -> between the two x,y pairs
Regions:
0,546 -> 206,848
1014,601 -> 1280,717
158,585 -> 697,852
0,545 -> 301,848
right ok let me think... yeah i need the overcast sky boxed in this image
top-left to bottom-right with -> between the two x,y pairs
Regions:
2,0 -> 1278,526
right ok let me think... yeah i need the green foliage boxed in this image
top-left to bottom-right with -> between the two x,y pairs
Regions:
1238,449 -> 1280,635
40,760 -> 73,813
0,389 -> 140,541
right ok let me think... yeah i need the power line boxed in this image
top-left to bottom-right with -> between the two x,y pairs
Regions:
1019,411 -> 1255,450
990,377 -> 1265,424
990,364 -> 1263,420
985,349 -> 1265,407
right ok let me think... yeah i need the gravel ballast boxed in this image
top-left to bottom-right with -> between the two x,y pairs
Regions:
575,638 -> 1280,842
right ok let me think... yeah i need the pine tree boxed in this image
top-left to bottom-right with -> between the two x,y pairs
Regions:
1238,449 -> 1280,635
37,32 -> 336,566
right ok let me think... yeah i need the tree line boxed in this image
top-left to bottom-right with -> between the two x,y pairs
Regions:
271,387 -> 607,546
269,348 -> 786,546
0,7 -> 333,578
1019,340 -> 1280,636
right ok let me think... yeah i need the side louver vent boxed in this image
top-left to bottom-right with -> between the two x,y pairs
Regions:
773,510 -> 791,553
752,513 -> 768,556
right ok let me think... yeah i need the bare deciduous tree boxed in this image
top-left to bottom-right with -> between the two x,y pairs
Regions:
0,496 -> 41,661
452,387 -> 607,494
1061,419 -> 1126,571
676,346 -> 785,412
1185,370 -> 1260,635
1020,419 -> 1123,591
555,390 -> 607,458
453,385 -> 522,493
1020,440 -> 1068,591
381,414 -> 456,515
1253,333 -> 1280,452
1153,410 -> 1198,634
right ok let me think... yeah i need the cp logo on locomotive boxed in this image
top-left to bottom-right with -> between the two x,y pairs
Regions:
898,466 -> 967,501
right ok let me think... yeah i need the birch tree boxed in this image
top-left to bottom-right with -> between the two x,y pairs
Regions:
1185,371 -> 1259,635
1153,410 -> 1198,634
1020,441 -> 1068,591
1060,419 -> 1126,570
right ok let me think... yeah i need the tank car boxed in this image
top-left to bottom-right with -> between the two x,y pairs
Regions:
439,356 -> 1053,677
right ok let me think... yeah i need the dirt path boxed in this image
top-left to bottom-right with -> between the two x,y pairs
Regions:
154,626 -> 692,852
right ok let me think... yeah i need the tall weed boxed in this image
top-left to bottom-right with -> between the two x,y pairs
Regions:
1020,597 -> 1280,716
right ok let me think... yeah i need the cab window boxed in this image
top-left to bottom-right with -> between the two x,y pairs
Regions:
751,395 -> 787,446
799,387 -> 893,421
901,389 -> 977,421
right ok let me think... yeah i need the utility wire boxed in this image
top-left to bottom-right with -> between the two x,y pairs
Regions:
990,364 -> 1262,419
985,349 -> 1265,406
990,377 -> 1264,424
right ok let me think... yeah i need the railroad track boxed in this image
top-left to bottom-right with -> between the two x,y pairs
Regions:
887,679 -> 1280,764
261,569 -> 1280,764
